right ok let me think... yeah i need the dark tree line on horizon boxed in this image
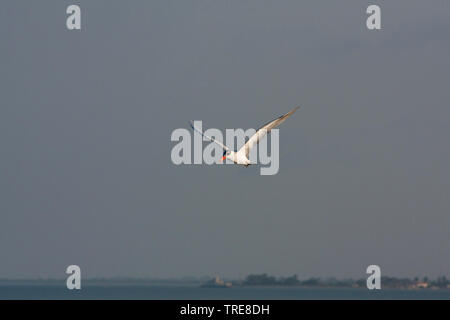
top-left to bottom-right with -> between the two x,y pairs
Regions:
237,273 -> 450,289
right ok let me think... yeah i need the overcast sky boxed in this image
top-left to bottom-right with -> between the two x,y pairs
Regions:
1,1 -> 449,279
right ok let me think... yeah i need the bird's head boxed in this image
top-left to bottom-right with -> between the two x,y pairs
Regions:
221,150 -> 231,162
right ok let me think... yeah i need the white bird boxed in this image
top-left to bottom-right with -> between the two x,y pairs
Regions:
190,106 -> 300,166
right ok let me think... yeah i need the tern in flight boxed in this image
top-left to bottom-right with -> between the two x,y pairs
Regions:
190,106 -> 300,166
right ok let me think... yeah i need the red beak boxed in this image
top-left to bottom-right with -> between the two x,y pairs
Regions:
221,155 -> 226,162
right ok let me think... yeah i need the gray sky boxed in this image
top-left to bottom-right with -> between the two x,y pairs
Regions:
1,1 -> 449,279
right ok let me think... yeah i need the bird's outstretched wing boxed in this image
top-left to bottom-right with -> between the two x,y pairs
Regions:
239,106 -> 300,158
189,121 -> 230,151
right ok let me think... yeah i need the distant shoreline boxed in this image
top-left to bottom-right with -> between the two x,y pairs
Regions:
1,275 -> 449,291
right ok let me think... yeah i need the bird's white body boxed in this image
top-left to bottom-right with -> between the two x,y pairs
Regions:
190,106 -> 300,167
226,150 -> 253,166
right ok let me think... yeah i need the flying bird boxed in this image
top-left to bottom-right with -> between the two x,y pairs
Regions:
190,106 -> 300,166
